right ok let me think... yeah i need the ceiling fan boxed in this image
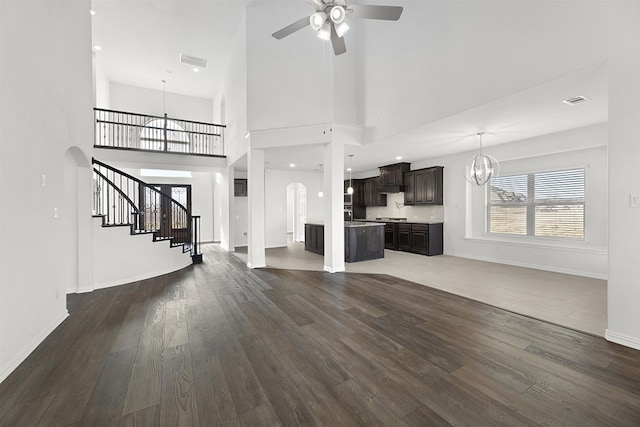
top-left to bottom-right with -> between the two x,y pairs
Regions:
272,0 -> 403,56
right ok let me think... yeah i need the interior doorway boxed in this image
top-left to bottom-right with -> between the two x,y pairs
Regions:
141,184 -> 192,244
286,183 -> 307,244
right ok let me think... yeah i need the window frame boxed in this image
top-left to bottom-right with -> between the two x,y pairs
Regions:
486,167 -> 586,241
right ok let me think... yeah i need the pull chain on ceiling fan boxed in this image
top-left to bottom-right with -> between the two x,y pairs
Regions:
272,0 -> 403,56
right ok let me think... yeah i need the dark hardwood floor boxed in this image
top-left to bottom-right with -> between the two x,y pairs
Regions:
1,244 -> 639,426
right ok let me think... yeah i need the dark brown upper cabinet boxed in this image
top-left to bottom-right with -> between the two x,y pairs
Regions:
379,162 -> 411,188
363,177 -> 387,206
404,166 -> 443,205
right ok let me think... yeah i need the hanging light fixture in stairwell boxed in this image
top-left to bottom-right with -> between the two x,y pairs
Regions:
161,80 -> 167,114
464,132 -> 500,186
347,155 -> 354,195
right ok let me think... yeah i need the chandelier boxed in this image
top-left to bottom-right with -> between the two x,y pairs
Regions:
464,132 -> 500,186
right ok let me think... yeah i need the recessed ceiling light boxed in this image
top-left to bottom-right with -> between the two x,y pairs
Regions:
395,156 -> 402,160
93,45 -> 102,51
347,168 -> 352,172
90,9 -> 96,15
193,68 -> 199,72
289,163 -> 295,168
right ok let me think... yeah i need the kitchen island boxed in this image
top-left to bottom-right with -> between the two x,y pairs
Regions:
304,221 -> 385,262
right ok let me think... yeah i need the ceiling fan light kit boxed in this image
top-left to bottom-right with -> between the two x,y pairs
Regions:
272,1 -> 403,55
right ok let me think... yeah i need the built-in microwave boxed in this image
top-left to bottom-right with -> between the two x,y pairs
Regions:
344,205 -> 353,221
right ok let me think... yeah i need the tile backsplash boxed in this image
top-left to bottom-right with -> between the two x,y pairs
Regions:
364,192 -> 444,222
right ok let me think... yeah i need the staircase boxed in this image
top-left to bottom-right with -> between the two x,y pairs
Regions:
92,158 -> 202,264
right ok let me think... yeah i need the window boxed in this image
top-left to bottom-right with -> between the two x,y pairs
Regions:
488,168 -> 585,239
139,119 -> 189,151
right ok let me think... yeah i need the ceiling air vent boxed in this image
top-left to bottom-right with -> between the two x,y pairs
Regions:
179,54 -> 208,69
562,95 -> 589,106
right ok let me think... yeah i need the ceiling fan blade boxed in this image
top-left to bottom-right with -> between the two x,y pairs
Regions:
348,5 -> 403,21
272,16 -> 311,40
330,25 -> 347,55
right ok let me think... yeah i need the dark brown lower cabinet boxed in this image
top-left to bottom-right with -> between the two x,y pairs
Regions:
304,224 -> 324,255
395,222 -> 443,256
384,223 -> 398,250
397,224 -> 412,252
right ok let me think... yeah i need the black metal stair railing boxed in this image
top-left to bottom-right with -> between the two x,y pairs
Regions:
92,158 -> 200,259
94,108 -> 226,157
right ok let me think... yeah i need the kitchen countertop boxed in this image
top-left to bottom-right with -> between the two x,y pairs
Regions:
306,221 -> 384,228
358,219 -> 444,225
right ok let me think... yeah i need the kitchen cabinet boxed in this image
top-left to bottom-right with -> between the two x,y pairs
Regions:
404,166 -> 443,205
304,222 -> 385,262
379,162 -> 411,186
363,177 -> 387,206
344,179 -> 366,219
384,223 -> 398,250
304,223 -> 324,255
397,223 -> 412,251
234,179 -> 247,197
395,222 -> 443,256
404,172 -> 415,204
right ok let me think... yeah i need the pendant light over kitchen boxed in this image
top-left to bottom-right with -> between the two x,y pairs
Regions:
464,132 -> 500,186
347,155 -> 354,194
318,164 -> 324,198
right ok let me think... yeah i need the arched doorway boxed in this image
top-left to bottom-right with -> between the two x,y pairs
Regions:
286,183 -> 307,244
63,146 -> 92,294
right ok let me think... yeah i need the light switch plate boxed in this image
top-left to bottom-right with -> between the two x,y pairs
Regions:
629,194 -> 640,208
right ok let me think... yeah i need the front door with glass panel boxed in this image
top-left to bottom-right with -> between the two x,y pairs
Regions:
141,184 -> 192,244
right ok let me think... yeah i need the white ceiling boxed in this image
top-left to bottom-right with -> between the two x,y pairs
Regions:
92,0 -> 608,174
91,0 -> 247,98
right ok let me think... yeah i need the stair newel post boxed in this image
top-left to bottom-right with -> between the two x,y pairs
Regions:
192,215 -> 202,263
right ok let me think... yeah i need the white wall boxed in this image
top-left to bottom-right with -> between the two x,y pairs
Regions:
121,168 -> 216,243
217,13 -> 248,166
234,196 -> 249,247
418,124 -> 608,279
233,170 -> 248,247
0,0 -> 93,382
360,1 -> 610,143
92,219 -> 191,290
606,1 -> 640,349
110,82 -> 213,122
94,55 -> 110,108
366,193 -> 445,223
265,169 -> 324,248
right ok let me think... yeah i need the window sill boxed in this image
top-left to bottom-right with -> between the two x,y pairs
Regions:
463,235 -> 607,255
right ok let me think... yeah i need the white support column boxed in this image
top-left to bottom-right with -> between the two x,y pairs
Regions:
606,2 -> 640,350
247,149 -> 266,268
219,166 -> 233,252
323,140 -> 345,273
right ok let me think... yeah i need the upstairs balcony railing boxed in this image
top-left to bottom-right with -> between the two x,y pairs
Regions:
94,108 -> 226,157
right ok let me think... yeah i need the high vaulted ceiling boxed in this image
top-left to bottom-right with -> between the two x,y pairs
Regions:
91,0 -> 247,98
92,0 -> 609,173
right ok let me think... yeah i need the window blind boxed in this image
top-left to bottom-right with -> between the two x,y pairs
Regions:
488,168 -> 585,239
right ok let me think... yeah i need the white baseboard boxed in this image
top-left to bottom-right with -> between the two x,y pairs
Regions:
0,310 -> 69,384
605,329 -> 640,351
324,265 -> 345,273
447,251 -> 608,280
247,262 -> 266,269
93,260 -> 192,291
